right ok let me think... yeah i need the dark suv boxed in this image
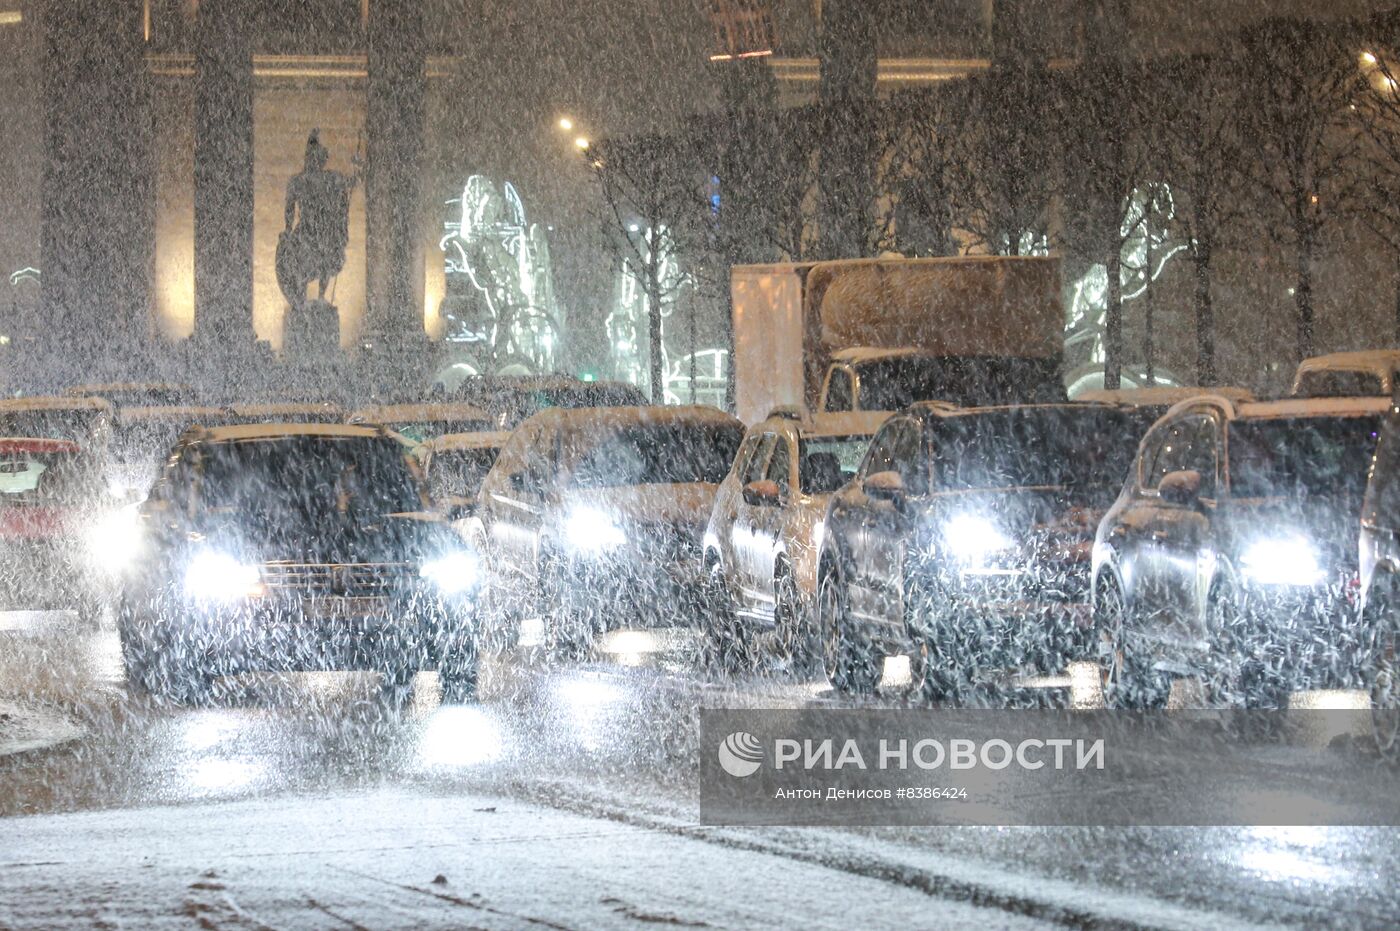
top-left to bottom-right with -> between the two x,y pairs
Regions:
1094,395 -> 1386,708
816,402 -> 1151,698
117,424 -> 482,702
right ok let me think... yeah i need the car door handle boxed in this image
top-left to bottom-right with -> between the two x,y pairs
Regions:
1150,530 -> 1170,541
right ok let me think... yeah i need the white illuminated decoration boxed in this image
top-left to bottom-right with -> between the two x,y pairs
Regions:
608,224 -> 728,405
1065,184 -> 1188,392
439,176 -> 562,374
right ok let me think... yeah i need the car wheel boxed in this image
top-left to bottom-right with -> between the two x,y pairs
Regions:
1368,585 -> 1399,761
438,635 -> 480,704
772,568 -> 812,668
818,567 -> 880,695
1095,573 -> 1167,710
540,553 -> 595,661
701,560 -> 753,674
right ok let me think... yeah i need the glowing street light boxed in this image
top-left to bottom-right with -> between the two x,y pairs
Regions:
558,116 -> 574,131
1362,50 -> 1379,65
574,136 -> 590,150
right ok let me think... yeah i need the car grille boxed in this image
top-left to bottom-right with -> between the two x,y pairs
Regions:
258,562 -> 416,596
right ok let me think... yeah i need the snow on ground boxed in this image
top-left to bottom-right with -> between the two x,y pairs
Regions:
0,788 -> 1056,930
0,699 -> 83,758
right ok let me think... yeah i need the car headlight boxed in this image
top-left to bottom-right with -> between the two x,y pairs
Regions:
420,551 -> 480,595
563,506 -> 626,553
1239,536 -> 1324,586
944,513 -> 1012,566
184,550 -> 262,601
86,505 -> 143,574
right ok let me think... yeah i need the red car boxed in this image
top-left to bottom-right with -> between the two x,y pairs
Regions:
0,438 -> 113,618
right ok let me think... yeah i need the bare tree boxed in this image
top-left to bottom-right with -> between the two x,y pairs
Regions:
585,132 -> 712,401
872,87 -> 962,257
1238,17 -> 1365,361
1350,14 -> 1400,342
1059,59 -> 1151,389
1155,51 -> 1249,385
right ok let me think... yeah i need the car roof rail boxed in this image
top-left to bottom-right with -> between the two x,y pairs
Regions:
766,404 -> 806,421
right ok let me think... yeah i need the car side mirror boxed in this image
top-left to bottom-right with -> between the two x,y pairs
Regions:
742,479 -> 784,507
864,470 -> 906,507
1158,469 -> 1203,507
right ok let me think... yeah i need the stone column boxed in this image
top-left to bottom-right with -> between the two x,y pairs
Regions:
40,0 -> 152,388
364,0 -> 426,394
193,0 -> 256,355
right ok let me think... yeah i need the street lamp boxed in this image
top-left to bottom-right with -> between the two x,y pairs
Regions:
574,136 -> 590,151
558,116 -> 574,131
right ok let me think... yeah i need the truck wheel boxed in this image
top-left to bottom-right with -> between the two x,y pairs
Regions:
818,569 -> 880,694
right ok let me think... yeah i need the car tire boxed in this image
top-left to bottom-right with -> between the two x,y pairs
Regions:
818,567 -> 880,695
1368,582 -> 1399,761
772,567 -> 812,669
701,559 -> 753,674
438,637 -> 480,704
1095,572 -> 1167,710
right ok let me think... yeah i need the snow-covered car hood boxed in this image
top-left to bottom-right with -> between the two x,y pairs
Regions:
561,483 -> 719,535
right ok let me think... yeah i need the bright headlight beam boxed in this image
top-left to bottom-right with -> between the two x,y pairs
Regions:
183,550 -> 261,602
420,551 -> 479,594
563,506 -> 626,552
1239,536 -> 1324,586
86,506 -> 143,574
945,513 -> 1012,566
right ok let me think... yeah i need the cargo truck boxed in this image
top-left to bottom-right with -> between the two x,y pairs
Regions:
729,256 -> 1065,423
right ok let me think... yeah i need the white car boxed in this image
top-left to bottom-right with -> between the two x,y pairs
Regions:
702,409 -> 886,665
476,405 -> 743,653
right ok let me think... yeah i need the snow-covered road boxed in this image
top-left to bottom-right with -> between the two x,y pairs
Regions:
0,612 -> 1396,929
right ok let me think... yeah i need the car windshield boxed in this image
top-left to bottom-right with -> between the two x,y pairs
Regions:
0,450 -> 98,505
0,409 -> 106,443
799,434 -> 871,494
934,407 -> 1152,490
428,446 -> 500,501
1294,369 -> 1386,397
569,421 -> 743,487
1229,415 -> 1381,499
201,437 -> 423,518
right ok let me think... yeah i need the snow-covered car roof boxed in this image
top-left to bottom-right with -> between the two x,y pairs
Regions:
0,396 -> 113,413
1075,386 -> 1255,407
827,347 -> 931,365
0,437 -> 82,454
915,401 -> 1120,421
117,405 -> 231,424
1294,349 -> 1400,374
423,430 -> 512,453
797,411 -> 890,437
524,405 -> 741,432
1165,394 -> 1392,422
63,381 -> 192,398
193,423 -> 388,444
347,403 -> 490,425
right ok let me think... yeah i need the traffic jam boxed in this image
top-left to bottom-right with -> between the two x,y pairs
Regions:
2,257 -> 1396,745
